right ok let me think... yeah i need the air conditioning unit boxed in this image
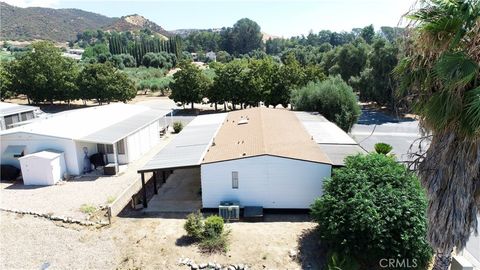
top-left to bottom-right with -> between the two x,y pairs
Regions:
219,201 -> 240,221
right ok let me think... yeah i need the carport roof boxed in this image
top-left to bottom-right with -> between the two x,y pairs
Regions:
295,111 -> 368,166
294,111 -> 358,145
138,113 -> 227,173
78,109 -> 172,144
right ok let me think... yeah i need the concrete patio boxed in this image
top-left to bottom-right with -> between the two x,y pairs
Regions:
143,168 -> 202,213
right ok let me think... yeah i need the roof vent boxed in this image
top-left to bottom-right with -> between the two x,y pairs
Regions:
242,152 -> 246,156
238,119 -> 248,125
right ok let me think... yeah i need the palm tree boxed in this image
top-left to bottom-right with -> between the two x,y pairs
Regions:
395,1 -> 480,269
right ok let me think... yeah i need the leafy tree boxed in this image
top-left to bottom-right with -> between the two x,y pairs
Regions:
360,24 -> 375,44
77,63 -> 136,104
216,50 -> 232,63
120,54 -> 136,67
311,153 -> 432,269
394,1 -> 480,269
291,76 -> 361,131
0,63 -> 14,100
210,59 -> 256,109
7,41 -> 78,104
82,43 -> 110,59
169,61 -> 211,109
142,52 -> 177,69
350,38 -> 398,107
230,18 -> 263,55
333,41 -> 368,81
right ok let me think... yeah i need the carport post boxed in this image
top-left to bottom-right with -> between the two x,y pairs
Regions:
141,172 -> 147,208
162,171 -> 166,183
153,171 -> 158,194
112,143 -> 119,174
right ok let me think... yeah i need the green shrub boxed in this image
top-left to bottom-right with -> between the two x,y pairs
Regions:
203,215 -> 224,238
79,204 -> 96,214
139,81 -> 148,90
327,252 -> 359,270
150,83 -> 159,91
311,153 -> 432,269
374,142 -> 393,154
291,76 -> 361,132
199,230 -> 230,253
173,121 -> 183,133
184,210 -> 204,240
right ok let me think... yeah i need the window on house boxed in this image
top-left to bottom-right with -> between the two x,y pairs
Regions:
232,171 -> 239,189
97,144 -> 106,154
116,139 -> 125,154
4,114 -> 20,129
20,111 -> 34,121
106,144 -> 114,154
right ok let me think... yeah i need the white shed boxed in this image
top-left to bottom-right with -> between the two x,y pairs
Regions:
19,150 -> 66,185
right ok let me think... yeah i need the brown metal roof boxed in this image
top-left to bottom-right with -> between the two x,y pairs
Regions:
202,107 -> 332,165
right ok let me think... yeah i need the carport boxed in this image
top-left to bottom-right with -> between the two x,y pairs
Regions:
137,113 -> 227,208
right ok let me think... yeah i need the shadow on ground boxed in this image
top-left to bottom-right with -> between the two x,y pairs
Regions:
297,227 -> 328,270
357,109 -> 415,125
175,235 -> 196,247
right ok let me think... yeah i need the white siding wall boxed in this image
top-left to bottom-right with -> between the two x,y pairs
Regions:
1,133 -> 80,175
126,120 -> 160,163
75,141 -> 97,171
201,155 -> 331,209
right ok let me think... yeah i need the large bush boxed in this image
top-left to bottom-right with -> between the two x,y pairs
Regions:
291,76 -> 361,131
184,210 -> 204,240
203,215 -> 224,238
311,153 -> 432,269
183,213 -> 229,253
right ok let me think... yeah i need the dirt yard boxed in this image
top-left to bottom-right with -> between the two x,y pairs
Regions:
0,211 -> 326,270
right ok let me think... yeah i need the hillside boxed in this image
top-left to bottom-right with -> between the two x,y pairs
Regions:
0,3 -> 171,42
0,2 -> 115,41
104,14 -> 171,38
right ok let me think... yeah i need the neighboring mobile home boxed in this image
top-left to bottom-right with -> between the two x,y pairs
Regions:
0,102 -> 41,130
1,103 -> 171,176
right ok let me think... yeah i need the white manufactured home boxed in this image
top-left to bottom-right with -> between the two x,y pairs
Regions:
138,107 -> 364,210
200,108 -> 332,209
1,103 -> 171,177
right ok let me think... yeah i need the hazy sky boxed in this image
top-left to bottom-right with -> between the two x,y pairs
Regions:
5,0 -> 416,37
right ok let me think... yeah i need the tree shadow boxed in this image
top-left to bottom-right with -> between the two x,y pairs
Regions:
297,227 -> 328,270
175,235 -> 196,247
357,109 -> 415,125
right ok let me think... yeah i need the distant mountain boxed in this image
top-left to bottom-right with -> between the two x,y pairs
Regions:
104,14 -> 171,38
0,2 -> 115,41
0,2 -> 172,42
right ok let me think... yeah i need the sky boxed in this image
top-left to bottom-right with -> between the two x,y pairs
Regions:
5,0 -> 416,37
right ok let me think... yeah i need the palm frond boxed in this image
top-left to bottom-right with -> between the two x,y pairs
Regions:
461,86 -> 480,134
434,52 -> 479,90
422,90 -> 462,130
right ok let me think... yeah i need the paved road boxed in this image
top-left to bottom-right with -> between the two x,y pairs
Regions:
351,109 -> 429,162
